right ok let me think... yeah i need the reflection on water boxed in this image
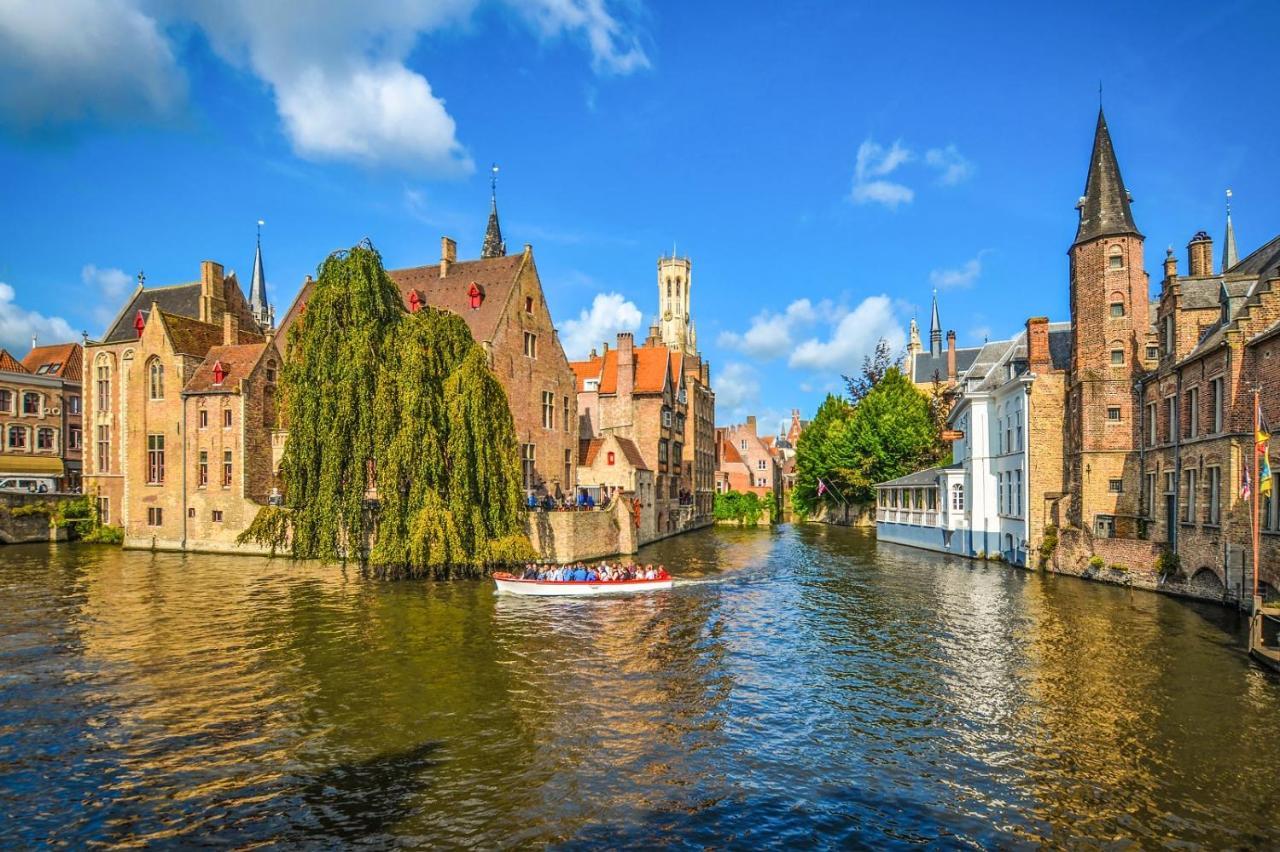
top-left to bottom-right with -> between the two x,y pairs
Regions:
0,526 -> 1276,847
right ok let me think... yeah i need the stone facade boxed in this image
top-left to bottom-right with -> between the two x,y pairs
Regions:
0,343 -> 83,491
83,261 -> 265,536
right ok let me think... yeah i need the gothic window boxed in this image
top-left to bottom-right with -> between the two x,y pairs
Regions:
148,358 -> 164,400
96,358 -> 111,413
97,425 -> 110,472
523,332 -> 537,358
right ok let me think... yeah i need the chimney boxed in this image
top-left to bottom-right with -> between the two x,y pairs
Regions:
1026,317 -> 1050,370
440,237 -> 457,278
1163,247 -> 1178,280
602,341 -> 609,355
946,330 -> 958,382
200,260 -> 226,324
589,347 -> 597,359
746,415 -> 757,435
223,311 -> 239,345
645,321 -> 660,347
616,332 -> 634,398
1187,231 -> 1213,277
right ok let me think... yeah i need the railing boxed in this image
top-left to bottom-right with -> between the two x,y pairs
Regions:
876,508 -> 940,527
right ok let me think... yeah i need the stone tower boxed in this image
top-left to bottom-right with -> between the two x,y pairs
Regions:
658,252 -> 696,355
1065,107 -> 1149,535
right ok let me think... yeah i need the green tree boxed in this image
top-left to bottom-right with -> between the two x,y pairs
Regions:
790,393 -> 852,516
839,367 -> 938,502
241,241 -> 533,576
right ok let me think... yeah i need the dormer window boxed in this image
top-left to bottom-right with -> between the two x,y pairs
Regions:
212,361 -> 226,385
468,282 -> 484,310
133,310 -> 146,337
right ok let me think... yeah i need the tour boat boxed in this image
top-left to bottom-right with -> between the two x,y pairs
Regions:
492,572 -> 674,596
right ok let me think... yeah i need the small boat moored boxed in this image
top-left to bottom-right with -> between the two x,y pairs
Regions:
493,572 -> 674,596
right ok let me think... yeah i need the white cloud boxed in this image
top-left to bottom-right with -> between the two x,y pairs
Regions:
718,298 -> 819,360
715,362 -> 760,419
789,295 -> 905,372
0,282 -> 77,354
969,325 -> 992,344
925,145 -> 974,186
81,264 -> 131,300
559,292 -> 642,359
929,255 -> 983,290
513,0 -> 649,74
850,139 -> 914,209
0,0 -> 184,131
0,1 -> 647,171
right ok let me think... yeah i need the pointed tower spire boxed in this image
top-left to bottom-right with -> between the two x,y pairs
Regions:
1223,188 -> 1239,272
1073,108 -> 1141,246
249,219 -> 273,329
929,288 -> 942,357
481,163 -> 506,259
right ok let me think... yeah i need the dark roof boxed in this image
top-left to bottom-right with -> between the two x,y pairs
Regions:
104,283 -> 202,343
1048,326 -> 1072,370
1178,276 -> 1225,310
387,253 -> 526,345
22,342 -> 82,381
1230,234 -> 1280,279
911,347 -> 980,384
481,198 -> 506,259
159,311 -> 262,357
185,343 -> 270,393
1074,108 -> 1141,246
578,435 -> 648,470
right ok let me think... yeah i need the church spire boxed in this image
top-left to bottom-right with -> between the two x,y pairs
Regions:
481,163 -> 506,259
929,288 -> 942,357
1073,107 -> 1141,246
249,219 -> 273,330
1223,188 -> 1239,272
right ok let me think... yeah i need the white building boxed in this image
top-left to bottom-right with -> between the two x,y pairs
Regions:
876,321 -> 1071,566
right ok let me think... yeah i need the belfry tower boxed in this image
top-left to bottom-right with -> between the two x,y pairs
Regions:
658,251 -> 696,355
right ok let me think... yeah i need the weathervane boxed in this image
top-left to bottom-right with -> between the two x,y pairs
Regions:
257,218 -> 265,244
490,163 -> 499,203
137,269 -> 145,287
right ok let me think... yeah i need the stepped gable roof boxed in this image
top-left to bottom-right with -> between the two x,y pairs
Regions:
877,463 -> 963,489
22,342 -> 81,381
185,343 -> 269,393
911,347 -> 980,384
159,311 -> 263,357
388,253 -> 526,345
104,282 -> 202,343
1074,108 -> 1141,246
0,348 -> 30,374
570,356 -> 604,392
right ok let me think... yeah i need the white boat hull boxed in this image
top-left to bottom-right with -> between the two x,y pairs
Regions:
493,576 -> 674,596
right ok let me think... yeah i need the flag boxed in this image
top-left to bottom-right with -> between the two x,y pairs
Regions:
817,478 -> 828,497
1259,401 -> 1272,496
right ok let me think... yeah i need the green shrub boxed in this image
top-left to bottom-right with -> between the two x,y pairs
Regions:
1088,555 -> 1105,570
82,524 -> 124,545
1109,563 -> 1128,573
10,502 -> 54,518
1155,549 -> 1181,578
714,490 -> 764,525
1037,524 -> 1059,569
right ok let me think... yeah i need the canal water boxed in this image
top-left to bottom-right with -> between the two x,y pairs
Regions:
1,525 -> 1277,848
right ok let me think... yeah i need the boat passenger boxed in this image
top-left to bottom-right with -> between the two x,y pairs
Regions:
586,567 -> 599,581
572,565 -> 587,582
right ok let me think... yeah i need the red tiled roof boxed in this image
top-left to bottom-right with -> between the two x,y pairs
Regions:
159,311 -> 262,357
720,438 -> 745,466
597,350 -> 620,394
0,348 -> 30,374
634,346 -> 670,394
22,342 -> 82,382
570,356 -> 604,392
185,343 -> 271,393
579,435 -> 649,470
668,351 -> 683,386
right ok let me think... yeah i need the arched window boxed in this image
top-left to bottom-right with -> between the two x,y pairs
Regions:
1108,246 -> 1124,270
148,358 -> 164,400
951,483 -> 964,511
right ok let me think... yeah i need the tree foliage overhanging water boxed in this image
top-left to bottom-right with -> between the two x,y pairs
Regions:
240,242 -> 533,576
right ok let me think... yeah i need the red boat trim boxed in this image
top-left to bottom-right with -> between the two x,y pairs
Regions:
493,573 -> 669,586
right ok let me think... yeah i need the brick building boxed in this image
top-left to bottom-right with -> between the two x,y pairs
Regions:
571,327 -> 691,538
84,260 -> 268,537
0,342 -> 83,491
577,433 -> 655,541
881,106 -> 1279,603
277,203 -> 579,503
716,416 -> 781,503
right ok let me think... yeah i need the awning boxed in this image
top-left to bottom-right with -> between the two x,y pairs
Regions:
0,455 -> 64,475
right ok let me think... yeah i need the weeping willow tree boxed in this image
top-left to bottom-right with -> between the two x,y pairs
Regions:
241,240 -> 534,577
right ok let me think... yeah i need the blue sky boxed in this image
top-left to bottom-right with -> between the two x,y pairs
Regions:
2,1 -> 1278,432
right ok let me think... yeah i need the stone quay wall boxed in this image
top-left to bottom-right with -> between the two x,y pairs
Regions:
0,492 -> 76,544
